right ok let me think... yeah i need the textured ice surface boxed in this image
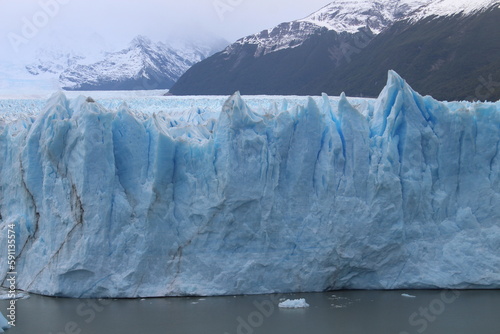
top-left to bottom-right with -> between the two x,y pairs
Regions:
0,71 -> 499,298
0,311 -> 9,332
0,288 -> 29,300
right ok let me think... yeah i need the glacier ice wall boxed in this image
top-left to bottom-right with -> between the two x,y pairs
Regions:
1,71 -> 499,298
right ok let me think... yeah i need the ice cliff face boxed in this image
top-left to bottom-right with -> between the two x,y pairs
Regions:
1,71 -> 499,298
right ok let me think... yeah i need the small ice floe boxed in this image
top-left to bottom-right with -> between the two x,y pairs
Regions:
278,298 -> 310,308
331,304 -> 346,308
401,293 -> 416,298
329,295 -> 353,308
140,298 -> 146,301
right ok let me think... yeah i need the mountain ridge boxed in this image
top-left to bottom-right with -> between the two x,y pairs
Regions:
60,35 -> 227,91
170,0 -> 500,101
13,34 -> 227,92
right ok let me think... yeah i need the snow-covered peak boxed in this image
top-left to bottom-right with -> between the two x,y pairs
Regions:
409,0 -> 500,21
59,35 -> 224,91
25,49 -> 84,76
297,0 -> 499,33
227,0 -> 433,57
298,0 -> 431,34
227,0 -> 500,59
130,35 -> 154,49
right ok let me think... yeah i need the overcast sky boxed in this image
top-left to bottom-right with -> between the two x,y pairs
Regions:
0,0 -> 331,59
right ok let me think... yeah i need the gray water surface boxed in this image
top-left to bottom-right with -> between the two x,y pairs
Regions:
1,290 -> 499,334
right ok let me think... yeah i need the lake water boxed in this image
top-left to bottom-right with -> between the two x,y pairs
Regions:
1,290 -> 499,334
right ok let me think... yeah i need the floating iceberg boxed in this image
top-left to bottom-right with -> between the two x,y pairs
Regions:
0,71 -> 499,298
278,298 -> 310,308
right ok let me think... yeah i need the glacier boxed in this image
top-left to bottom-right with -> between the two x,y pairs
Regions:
0,311 -> 9,333
0,71 -> 499,298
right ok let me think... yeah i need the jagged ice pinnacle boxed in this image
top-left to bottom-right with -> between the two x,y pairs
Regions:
0,71 -> 499,298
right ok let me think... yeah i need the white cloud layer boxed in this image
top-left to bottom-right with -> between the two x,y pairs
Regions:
0,0 -> 330,60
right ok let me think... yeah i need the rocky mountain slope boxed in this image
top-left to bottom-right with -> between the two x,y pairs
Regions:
22,35 -> 227,91
59,36 -> 215,90
170,0 -> 500,101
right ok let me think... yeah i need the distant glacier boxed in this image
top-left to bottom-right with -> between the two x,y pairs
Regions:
0,71 -> 499,298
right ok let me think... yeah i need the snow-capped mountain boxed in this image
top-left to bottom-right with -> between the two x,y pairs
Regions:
24,33 -> 112,78
225,0 -> 498,58
298,0 -> 499,33
225,0 -> 431,57
171,0 -> 435,95
298,0 -> 431,34
409,0 -> 500,20
59,36 -> 226,91
0,34 -> 227,94
170,0 -> 500,100
25,49 -> 84,76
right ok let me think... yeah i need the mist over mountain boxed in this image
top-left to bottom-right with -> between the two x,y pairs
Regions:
0,32 -> 228,94
59,35 -> 227,91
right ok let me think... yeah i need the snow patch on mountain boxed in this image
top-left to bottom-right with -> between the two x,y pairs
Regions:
225,0 -> 499,59
228,0 -> 432,57
25,50 -> 83,76
59,36 -> 222,90
228,21 -> 327,57
0,34 -> 227,95
410,0 -> 500,21
298,0 -> 431,34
